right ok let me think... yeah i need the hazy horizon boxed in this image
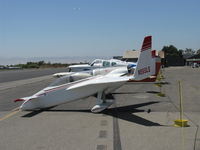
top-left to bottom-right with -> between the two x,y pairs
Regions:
0,56 -> 113,65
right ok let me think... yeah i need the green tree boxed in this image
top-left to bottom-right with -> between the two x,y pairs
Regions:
26,62 -> 39,68
182,48 -> 195,58
178,49 -> 183,58
184,48 -> 195,55
38,61 -> 45,66
162,45 -> 182,57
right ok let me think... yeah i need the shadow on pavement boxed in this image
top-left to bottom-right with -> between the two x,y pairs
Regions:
21,101 -> 162,126
103,101 -> 162,126
22,110 -> 44,117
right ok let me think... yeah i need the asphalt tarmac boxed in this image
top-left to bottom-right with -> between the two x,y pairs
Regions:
0,67 -> 199,150
0,68 -> 67,83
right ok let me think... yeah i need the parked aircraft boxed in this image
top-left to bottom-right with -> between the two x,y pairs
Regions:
52,50 -> 159,82
69,59 -> 136,72
53,59 -> 137,78
15,36 -> 155,113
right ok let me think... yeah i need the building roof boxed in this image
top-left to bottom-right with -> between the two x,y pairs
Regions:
123,50 -> 163,59
158,51 -> 165,58
123,50 -> 140,59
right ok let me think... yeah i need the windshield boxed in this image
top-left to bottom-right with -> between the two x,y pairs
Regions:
111,62 -> 117,66
49,75 -> 73,87
49,71 -> 93,87
102,61 -> 110,67
90,59 -> 102,66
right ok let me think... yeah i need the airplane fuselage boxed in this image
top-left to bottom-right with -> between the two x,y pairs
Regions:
20,76 -> 125,110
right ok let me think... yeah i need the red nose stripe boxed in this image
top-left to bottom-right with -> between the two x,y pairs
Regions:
14,99 -> 25,102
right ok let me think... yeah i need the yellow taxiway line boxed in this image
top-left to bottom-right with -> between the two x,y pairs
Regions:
0,108 -> 20,122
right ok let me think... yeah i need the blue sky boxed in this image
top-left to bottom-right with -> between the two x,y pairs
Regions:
0,0 -> 200,57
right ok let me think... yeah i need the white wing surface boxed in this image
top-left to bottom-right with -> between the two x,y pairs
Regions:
67,72 -> 129,90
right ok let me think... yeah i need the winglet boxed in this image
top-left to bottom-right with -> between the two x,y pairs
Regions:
141,36 -> 152,52
133,36 -> 155,80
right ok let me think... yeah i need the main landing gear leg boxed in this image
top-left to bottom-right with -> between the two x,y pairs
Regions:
91,91 -> 114,113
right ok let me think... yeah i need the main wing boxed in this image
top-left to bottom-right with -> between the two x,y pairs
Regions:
67,72 -> 129,90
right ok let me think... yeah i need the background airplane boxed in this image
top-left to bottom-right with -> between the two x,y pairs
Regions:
53,59 -> 137,78
68,59 -> 136,72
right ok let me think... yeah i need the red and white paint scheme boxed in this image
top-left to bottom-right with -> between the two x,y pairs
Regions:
15,36 -> 156,113
133,36 -> 155,81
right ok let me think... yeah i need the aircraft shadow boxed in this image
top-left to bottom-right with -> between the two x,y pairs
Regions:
159,81 -> 170,85
22,110 -> 44,117
113,91 -> 161,95
21,101 -> 162,127
146,91 -> 160,94
103,101 -> 162,127
112,92 -> 142,95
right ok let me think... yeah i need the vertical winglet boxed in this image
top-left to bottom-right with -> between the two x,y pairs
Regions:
133,36 -> 154,81
141,36 -> 152,52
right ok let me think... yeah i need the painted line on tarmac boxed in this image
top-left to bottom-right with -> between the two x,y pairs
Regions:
113,101 -> 122,150
11,107 -> 20,111
113,116 -> 122,150
0,109 -> 20,122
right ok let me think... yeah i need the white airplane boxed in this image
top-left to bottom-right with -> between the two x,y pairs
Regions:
69,59 -> 136,72
52,50 -> 158,82
15,36 -> 155,113
53,59 -> 137,78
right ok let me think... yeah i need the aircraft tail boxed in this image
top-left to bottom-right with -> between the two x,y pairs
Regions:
133,36 -> 155,80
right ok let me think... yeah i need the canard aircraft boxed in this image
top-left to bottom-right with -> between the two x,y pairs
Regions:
15,36 -> 155,113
